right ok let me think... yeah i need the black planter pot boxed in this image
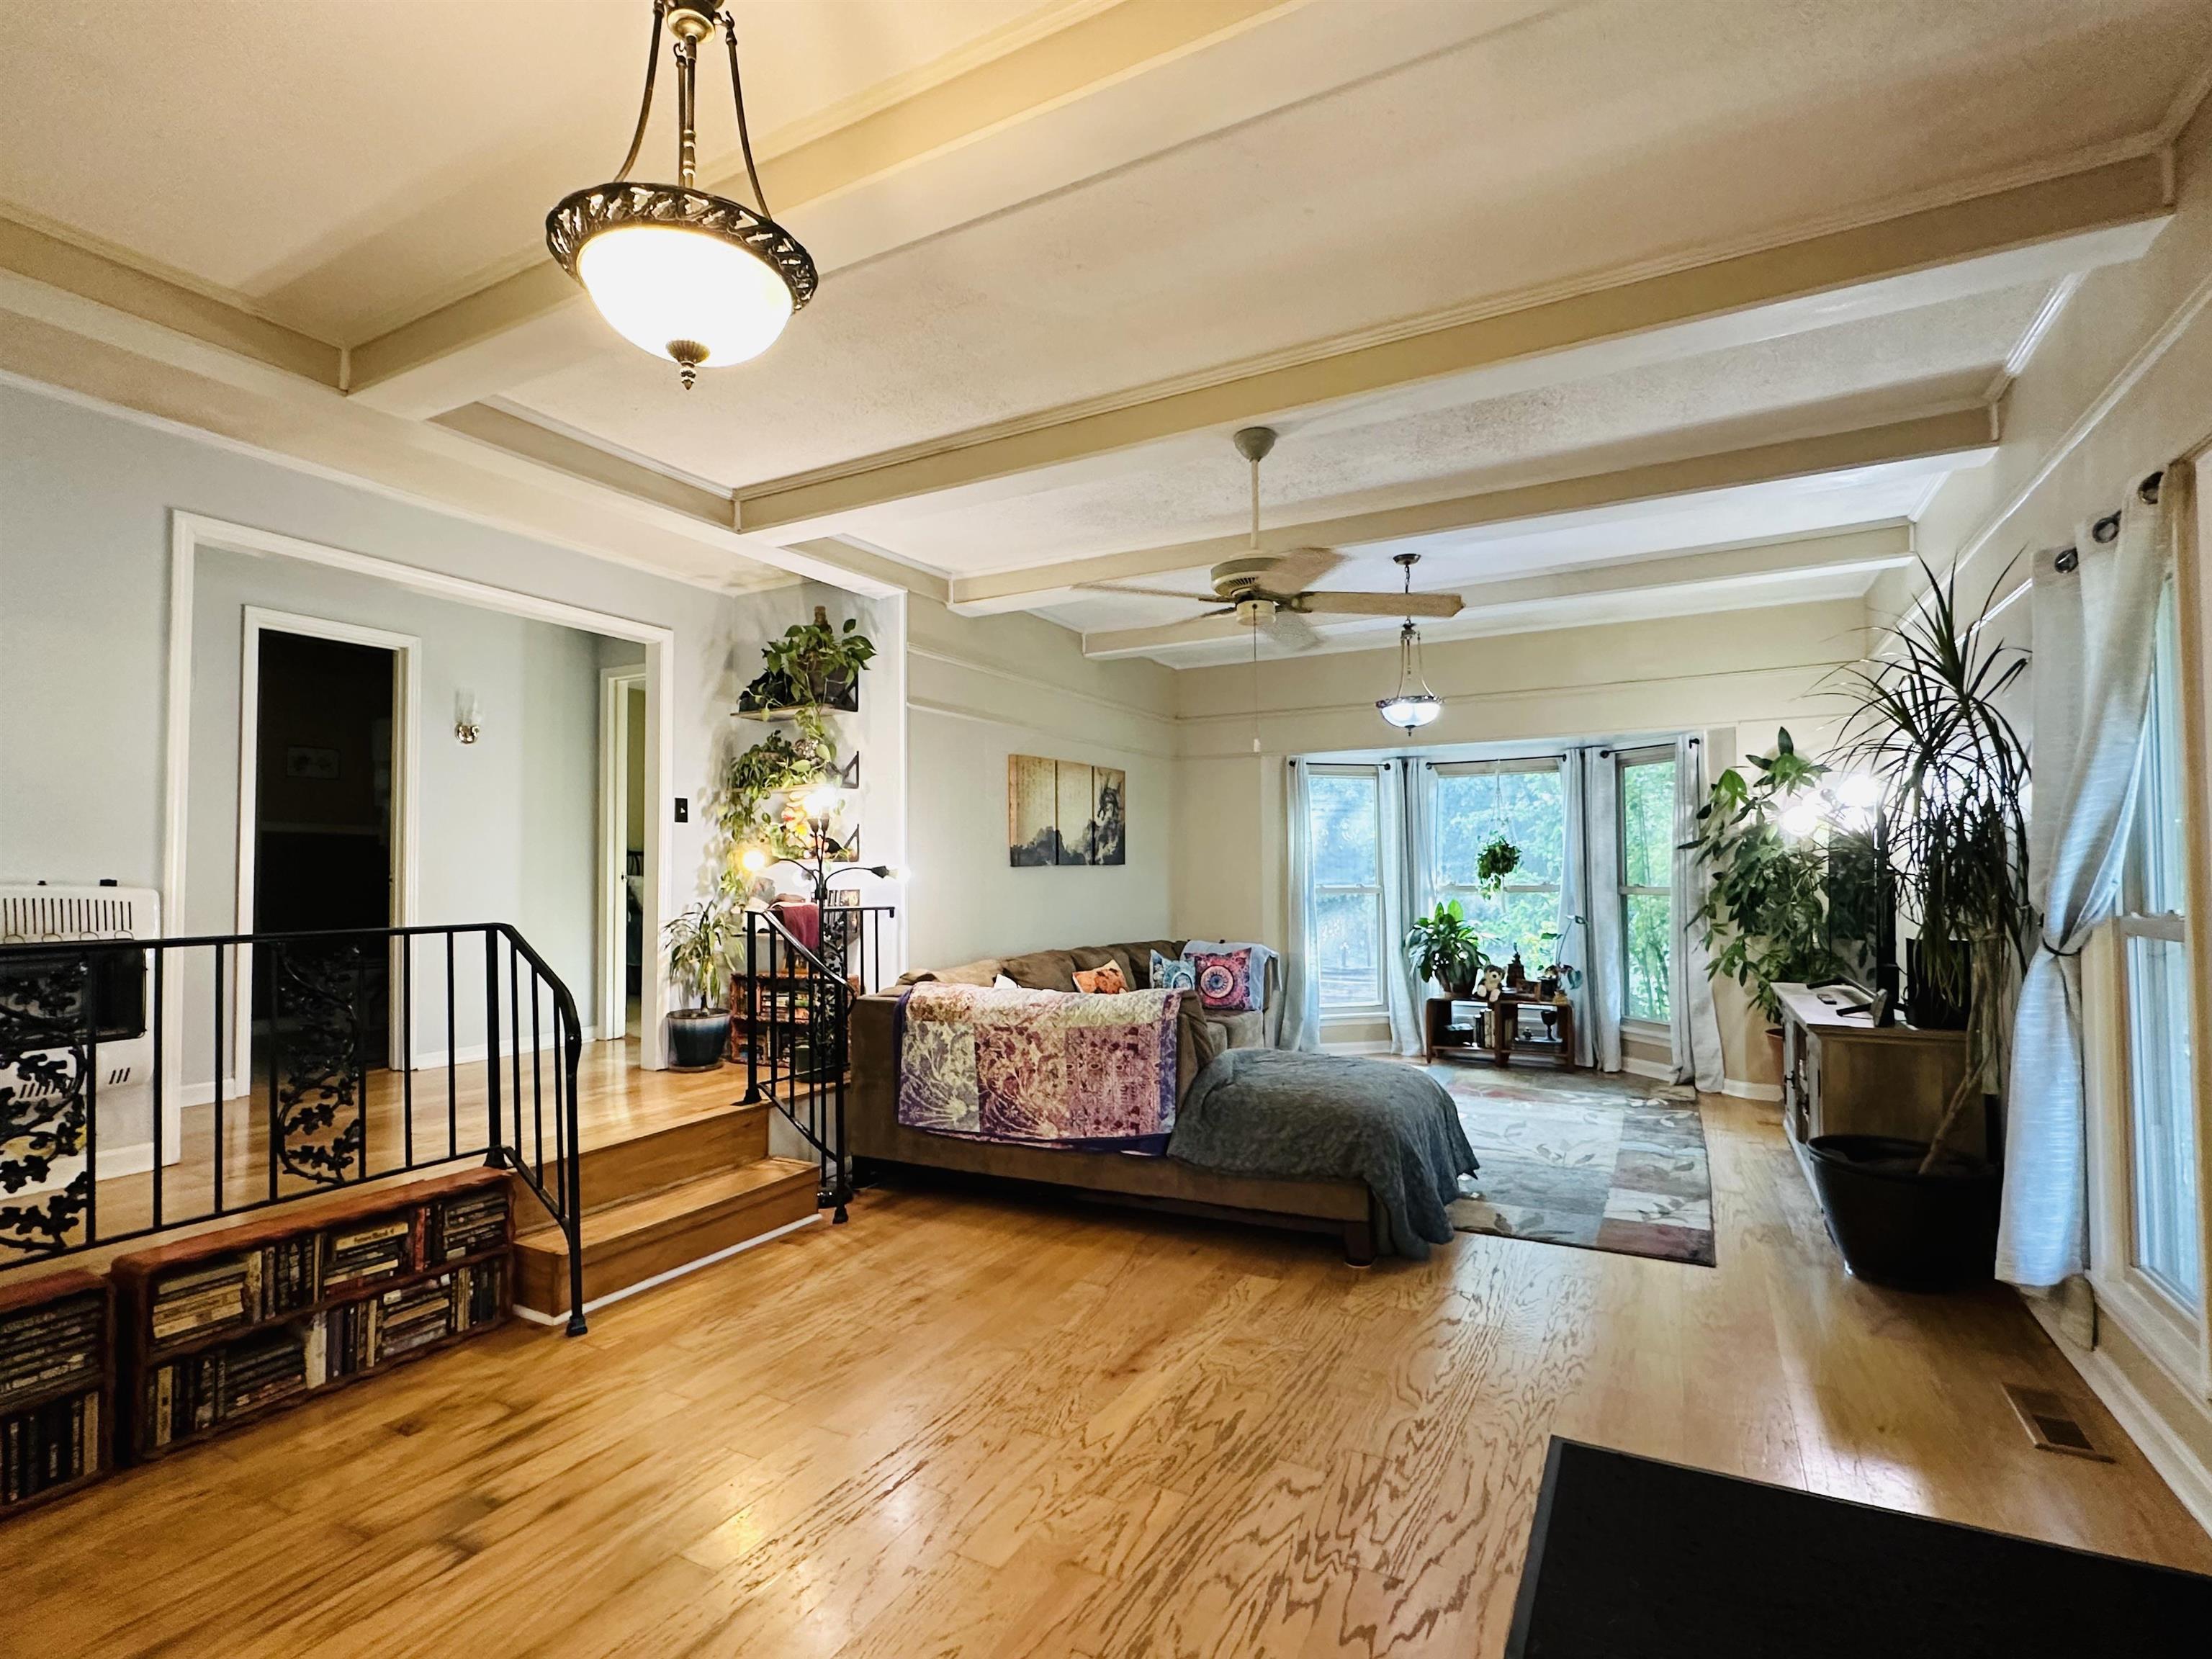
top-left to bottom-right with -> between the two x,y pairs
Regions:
1807,1133 -> 1998,1290
1904,938 -> 1969,1030
667,1007 -> 731,1071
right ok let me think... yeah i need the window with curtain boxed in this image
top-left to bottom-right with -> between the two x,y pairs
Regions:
1618,748 -> 1676,1025
1308,768 -> 1386,1012
2118,578 -> 2199,1309
1429,759 -> 1565,965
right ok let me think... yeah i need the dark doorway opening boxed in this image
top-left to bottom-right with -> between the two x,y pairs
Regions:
251,630 -> 397,1062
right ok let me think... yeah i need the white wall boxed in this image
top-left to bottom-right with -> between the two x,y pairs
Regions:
0,377 -> 836,1066
1887,99 -> 2212,1529
904,598 -> 1176,969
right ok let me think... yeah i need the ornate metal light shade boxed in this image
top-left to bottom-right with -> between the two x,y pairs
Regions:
1377,554 -> 1444,732
549,1 -> 817,387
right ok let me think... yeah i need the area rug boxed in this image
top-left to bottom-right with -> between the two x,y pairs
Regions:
1437,1064 -> 1716,1266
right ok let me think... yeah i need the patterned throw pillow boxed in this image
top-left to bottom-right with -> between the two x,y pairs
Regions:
1186,947 -> 1257,1012
1150,950 -> 1197,993
1071,962 -> 1127,996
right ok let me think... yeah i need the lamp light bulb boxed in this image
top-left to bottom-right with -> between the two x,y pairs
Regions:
801,783 -> 841,819
1833,772 -> 1881,811
1779,796 -> 1822,838
739,847 -> 768,873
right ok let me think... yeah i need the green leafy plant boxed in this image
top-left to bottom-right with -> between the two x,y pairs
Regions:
1835,559 -> 2032,1167
1684,728 -> 1841,1020
1406,899 -> 1491,993
1538,918 -> 1585,991
1475,836 -> 1521,897
664,900 -> 735,1010
715,727 -> 832,872
753,607 -> 876,713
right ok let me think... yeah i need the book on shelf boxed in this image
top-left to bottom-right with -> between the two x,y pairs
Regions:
0,1292 -> 104,1410
1,1388 -> 100,1505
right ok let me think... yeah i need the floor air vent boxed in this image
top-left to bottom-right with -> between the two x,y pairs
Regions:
2003,1383 -> 2113,1462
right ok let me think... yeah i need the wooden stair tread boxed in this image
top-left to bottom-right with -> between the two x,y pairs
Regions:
517,1157 -> 817,1260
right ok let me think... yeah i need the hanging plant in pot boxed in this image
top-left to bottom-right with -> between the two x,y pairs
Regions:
664,900 -> 736,1071
1406,899 -> 1491,997
1822,561 -> 2032,1289
737,608 -> 875,719
1683,728 -> 1843,1077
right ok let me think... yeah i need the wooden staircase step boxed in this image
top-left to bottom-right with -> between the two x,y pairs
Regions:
514,1156 -> 818,1317
562,1100 -> 771,1213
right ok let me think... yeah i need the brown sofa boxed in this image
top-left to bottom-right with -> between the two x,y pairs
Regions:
849,938 -> 1378,1261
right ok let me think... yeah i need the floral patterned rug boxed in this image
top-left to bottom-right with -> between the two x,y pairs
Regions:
1432,1064 -> 1717,1267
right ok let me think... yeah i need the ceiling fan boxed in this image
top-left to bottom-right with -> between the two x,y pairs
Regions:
1076,426 -> 1464,652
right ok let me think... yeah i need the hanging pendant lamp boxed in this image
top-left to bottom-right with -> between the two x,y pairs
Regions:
548,1 -> 817,387
1377,553 -> 1443,732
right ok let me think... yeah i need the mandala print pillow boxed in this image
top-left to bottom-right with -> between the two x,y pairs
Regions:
1150,950 -> 1197,993
1186,947 -> 1257,1012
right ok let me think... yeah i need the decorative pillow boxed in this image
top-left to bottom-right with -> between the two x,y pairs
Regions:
1182,940 -> 1274,989
1071,962 -> 1128,996
1150,950 -> 1197,992
1187,947 -> 1258,1012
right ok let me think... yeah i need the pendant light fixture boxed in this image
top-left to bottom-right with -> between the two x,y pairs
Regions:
1377,553 -> 1444,732
547,1 -> 817,387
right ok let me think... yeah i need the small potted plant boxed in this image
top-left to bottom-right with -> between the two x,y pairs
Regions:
664,900 -> 735,1070
1475,836 -> 1520,896
1406,899 -> 1490,997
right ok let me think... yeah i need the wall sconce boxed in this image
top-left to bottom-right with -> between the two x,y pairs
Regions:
454,693 -> 482,745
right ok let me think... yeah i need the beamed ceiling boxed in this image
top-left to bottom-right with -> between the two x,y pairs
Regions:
3,0 -> 2209,659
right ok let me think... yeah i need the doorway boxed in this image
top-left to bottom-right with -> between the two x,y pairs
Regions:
600,669 -> 648,1045
234,608 -> 418,1083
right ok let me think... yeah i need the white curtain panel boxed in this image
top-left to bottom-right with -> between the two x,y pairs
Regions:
1559,747 -> 1596,1066
1998,472 -> 2172,1287
1669,734 -> 1727,1092
1380,760 -> 1426,1056
1278,758 -> 1323,1051
1583,749 -> 1626,1072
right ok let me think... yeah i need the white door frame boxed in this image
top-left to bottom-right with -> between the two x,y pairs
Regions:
233,607 -> 422,1087
598,667 -> 647,1042
166,511 -> 680,1076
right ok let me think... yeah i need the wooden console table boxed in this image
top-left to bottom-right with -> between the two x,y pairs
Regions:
1426,992 -> 1576,1070
1774,981 -> 1971,1197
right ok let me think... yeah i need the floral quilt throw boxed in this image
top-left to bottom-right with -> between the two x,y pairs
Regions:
896,982 -> 1181,1153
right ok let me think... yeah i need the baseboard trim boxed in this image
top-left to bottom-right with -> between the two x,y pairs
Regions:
513,1211 -> 821,1325
1322,1039 -> 1396,1055
1723,1077 -> 1784,1101
1622,1056 -> 1674,1081
2023,1295 -> 2212,1539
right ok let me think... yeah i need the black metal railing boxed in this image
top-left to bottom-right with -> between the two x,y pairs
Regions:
738,904 -> 896,1221
0,922 -> 590,1333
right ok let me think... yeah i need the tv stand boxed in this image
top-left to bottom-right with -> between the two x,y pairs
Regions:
1773,984 -> 1972,1208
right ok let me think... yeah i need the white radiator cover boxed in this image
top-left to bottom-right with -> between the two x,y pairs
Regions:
0,883 -> 174,1177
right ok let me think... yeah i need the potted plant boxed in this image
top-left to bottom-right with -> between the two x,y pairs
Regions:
1817,562 -> 2031,1289
664,900 -> 736,1070
738,607 -> 876,720
1683,728 -> 1843,1076
1406,899 -> 1490,996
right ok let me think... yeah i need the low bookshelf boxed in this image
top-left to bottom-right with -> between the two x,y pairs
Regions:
0,1269 -> 113,1517
113,1168 -> 513,1463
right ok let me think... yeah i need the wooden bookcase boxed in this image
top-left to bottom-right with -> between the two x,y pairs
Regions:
0,1269 -> 114,1518
112,1167 -> 514,1465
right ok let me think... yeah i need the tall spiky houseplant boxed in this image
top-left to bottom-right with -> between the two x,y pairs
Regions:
1836,560 -> 2033,1172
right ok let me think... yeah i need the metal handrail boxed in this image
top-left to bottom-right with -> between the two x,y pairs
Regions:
0,920 -> 590,1334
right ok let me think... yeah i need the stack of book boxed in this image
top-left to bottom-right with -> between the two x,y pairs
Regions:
451,1259 -> 508,1334
375,1276 -> 457,1361
427,1188 -> 509,1263
147,1259 -> 253,1346
0,1290 -> 102,1411
322,1218 -> 411,1288
215,1331 -> 307,1418
1,1389 -> 98,1506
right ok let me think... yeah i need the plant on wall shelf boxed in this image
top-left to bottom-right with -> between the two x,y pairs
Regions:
1475,836 -> 1521,897
1406,899 -> 1491,996
739,607 -> 876,729
716,727 -> 830,873
1683,728 -> 1840,1021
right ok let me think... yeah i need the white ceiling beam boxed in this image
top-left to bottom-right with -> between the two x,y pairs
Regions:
957,405 -> 1994,615
732,153 -> 2163,536
1079,521 -> 1915,660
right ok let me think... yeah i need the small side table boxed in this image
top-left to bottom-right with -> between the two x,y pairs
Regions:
1426,992 -> 1577,1069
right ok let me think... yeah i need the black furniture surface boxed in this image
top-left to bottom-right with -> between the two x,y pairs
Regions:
1508,1436 -> 2212,1657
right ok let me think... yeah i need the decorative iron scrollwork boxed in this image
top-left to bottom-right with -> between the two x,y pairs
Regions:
0,956 -> 93,1256
270,943 -> 366,1187
545,182 -> 818,309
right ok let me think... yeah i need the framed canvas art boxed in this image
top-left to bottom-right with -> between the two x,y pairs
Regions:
1008,755 -> 1126,866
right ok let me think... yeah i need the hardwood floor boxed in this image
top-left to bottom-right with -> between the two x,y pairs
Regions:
8,1092 -> 2208,1657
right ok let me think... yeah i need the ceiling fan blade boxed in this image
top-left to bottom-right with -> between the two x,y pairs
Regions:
1300,590 -> 1464,618
1255,547 -> 1346,593
1082,609 -> 1244,659
1263,607 -> 1322,652
1075,582 -> 1220,601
